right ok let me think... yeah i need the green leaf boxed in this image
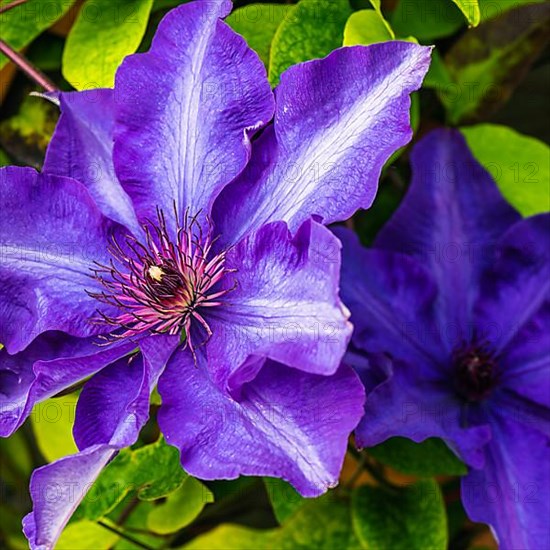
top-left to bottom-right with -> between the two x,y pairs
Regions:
208,477 -> 257,502
443,479 -> 470,542
114,501 -> 164,549
226,4 -> 289,67
31,393 -> 79,463
461,124 -> 550,216
57,520 -> 120,550
27,34 -> 65,71
74,438 -> 186,521
368,437 -> 468,476
343,9 -> 393,46
268,0 -> 352,87
478,0 -> 547,22
153,0 -> 200,11
0,148 -> 11,167
150,385 -> 162,406
342,9 -> 419,165
0,505 -> 28,549
151,0 -> 188,10
0,0 -> 77,70
62,0 -> 154,89
272,494 -> 361,549
439,2 -> 550,124
451,0 -> 480,26
423,49 -> 452,89
184,493 -> 360,550
0,95 -> 58,169
264,478 -> 305,524
391,0 -> 465,41
0,430 -> 33,479
147,477 -> 214,534
184,525 -> 276,549
366,0 -> 395,37
352,480 -> 448,550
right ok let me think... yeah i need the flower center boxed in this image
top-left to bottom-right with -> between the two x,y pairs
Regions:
452,342 -> 498,402
91,208 -> 234,353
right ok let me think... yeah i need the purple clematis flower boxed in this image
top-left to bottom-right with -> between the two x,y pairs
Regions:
336,129 -> 550,549
0,0 -> 430,547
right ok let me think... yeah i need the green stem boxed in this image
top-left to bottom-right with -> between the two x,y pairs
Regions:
97,521 -> 155,550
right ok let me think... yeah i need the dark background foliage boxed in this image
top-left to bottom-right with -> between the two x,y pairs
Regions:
0,0 -> 548,548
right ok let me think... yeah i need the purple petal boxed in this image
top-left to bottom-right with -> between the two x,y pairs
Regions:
113,0 -> 274,227
375,129 -> 521,345
158,349 -> 365,496
498,300 -> 550,411
214,42 -> 432,246
0,333 -> 64,437
74,335 -> 178,449
23,338 -> 173,550
23,445 -> 117,550
354,357 -> 491,469
492,387 -> 550,440
335,226 -> 445,371
474,214 -> 550,353
71,336 -> 174,451
5,337 -> 138,438
204,220 -> 351,392
43,90 -> 140,235
461,412 -> 550,549
0,167 -> 121,353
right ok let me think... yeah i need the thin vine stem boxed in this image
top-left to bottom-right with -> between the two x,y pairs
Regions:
97,521 -> 155,550
347,444 -> 401,492
0,38 -> 58,92
0,0 -> 28,15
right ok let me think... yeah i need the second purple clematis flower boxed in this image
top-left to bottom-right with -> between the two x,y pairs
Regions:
336,129 -> 549,550
0,1 -> 430,547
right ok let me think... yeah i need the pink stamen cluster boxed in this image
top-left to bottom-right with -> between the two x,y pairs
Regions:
91,208 -> 234,354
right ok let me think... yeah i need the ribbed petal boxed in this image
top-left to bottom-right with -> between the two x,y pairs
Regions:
335,226 -> 445,370
498,297 -> 550,415
375,129 -> 520,349
23,445 -> 116,550
43,89 -> 140,235
4,337 -> 139,438
214,42 -> 431,246
73,335 -> 177,449
0,167 -> 122,353
0,333 -> 79,437
461,412 -> 550,549
113,0 -> 274,229
203,220 -> 351,392
23,335 -> 176,550
354,357 -> 491,469
474,214 -> 550,353
158,349 -> 365,496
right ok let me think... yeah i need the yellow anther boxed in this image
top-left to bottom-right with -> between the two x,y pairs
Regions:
148,265 -> 164,282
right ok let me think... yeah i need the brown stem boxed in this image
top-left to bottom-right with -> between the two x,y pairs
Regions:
116,495 -> 141,526
0,38 -> 58,92
0,0 -> 28,15
344,451 -> 367,489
